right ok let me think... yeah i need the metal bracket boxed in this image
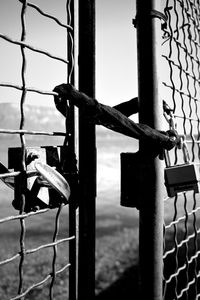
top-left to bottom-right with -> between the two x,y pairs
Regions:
120,151 -> 142,209
133,9 -> 167,30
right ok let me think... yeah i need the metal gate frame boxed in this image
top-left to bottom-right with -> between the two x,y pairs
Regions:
136,0 -> 200,299
77,1 -> 96,300
136,0 -> 164,299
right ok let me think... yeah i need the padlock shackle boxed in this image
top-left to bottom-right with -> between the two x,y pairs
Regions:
164,150 -> 171,167
182,141 -> 190,164
164,135 -> 190,167
163,100 -> 176,131
179,135 -> 190,164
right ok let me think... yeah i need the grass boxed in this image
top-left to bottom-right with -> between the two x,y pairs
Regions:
0,201 -> 71,299
95,227 -> 139,295
0,190 -> 139,299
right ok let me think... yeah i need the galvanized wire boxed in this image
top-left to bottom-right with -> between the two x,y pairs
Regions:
0,0 -> 76,299
162,0 -> 200,299
0,34 -> 69,64
18,1 -> 27,295
10,263 -> 71,300
0,236 -> 74,266
0,129 -> 66,136
0,82 -> 59,96
49,204 -> 63,300
20,0 -> 73,31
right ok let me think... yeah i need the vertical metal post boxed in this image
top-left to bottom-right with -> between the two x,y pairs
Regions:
67,1 -> 77,299
78,1 -> 96,299
136,0 -> 164,299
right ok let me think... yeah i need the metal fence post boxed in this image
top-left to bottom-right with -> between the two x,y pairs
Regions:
66,0 -> 77,299
136,0 -> 164,299
78,1 -> 96,299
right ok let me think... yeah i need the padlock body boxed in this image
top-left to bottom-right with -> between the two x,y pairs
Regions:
164,163 -> 199,197
121,152 -> 141,208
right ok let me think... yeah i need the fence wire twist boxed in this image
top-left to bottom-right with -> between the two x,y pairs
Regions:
162,0 -> 200,299
0,1 -> 76,299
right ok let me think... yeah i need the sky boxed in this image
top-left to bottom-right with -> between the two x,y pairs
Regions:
0,0 -> 137,108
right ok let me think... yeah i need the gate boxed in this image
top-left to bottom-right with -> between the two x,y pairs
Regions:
0,1 -> 96,299
136,0 -> 200,299
2,1 -> 200,299
162,0 -> 200,299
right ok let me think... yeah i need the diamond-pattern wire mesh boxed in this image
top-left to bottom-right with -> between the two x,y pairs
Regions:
162,0 -> 200,299
0,1 -> 76,299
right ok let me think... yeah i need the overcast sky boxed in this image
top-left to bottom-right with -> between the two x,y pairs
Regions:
0,0 -> 137,107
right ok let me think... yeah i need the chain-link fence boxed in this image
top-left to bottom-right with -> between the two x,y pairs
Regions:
162,0 -> 200,298
0,1 -> 77,299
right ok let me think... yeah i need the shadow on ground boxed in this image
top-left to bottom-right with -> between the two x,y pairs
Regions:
95,265 -> 139,300
95,225 -> 200,300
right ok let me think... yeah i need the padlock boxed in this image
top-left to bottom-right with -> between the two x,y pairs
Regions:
164,140 -> 199,197
8,146 -> 71,211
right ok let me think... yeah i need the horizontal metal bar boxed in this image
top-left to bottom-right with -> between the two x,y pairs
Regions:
26,236 -> 75,255
0,253 -> 19,267
0,171 -> 21,178
0,33 -> 69,64
0,170 -> 38,179
23,1 -> 73,31
0,236 -> 75,266
0,128 -> 66,136
174,115 -> 200,123
0,82 -> 58,96
0,208 -> 49,224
